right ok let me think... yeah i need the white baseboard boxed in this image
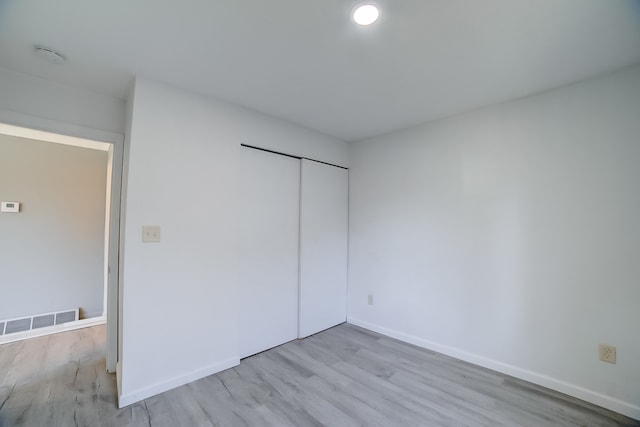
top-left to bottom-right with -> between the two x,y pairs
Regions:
118,357 -> 240,408
347,317 -> 640,421
0,316 -> 106,345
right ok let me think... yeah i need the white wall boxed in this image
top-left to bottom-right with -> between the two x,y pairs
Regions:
0,134 -> 108,320
0,67 -> 125,134
348,64 -> 640,419
119,77 -> 348,406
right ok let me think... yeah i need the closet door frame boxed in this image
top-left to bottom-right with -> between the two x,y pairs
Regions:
238,144 -> 349,355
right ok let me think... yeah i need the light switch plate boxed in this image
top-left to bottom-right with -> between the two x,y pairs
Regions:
142,226 -> 161,242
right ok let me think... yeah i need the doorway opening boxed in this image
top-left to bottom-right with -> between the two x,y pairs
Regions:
0,121 -> 123,373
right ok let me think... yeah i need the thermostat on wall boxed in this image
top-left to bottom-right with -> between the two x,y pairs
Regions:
1,202 -> 20,213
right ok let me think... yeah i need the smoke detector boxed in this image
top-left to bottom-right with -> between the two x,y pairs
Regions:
34,46 -> 66,64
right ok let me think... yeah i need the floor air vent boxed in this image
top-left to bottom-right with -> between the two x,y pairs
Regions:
0,309 -> 79,335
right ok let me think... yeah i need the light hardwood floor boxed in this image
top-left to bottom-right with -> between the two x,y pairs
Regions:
0,324 -> 636,426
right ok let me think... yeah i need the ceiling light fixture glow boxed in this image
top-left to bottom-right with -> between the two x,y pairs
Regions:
353,4 -> 379,26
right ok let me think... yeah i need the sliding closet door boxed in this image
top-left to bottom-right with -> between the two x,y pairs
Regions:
298,159 -> 349,338
238,147 -> 300,358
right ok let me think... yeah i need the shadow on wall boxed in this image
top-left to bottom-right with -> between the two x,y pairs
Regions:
79,308 -> 103,320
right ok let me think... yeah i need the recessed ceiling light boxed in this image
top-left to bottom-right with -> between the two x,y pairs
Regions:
34,46 -> 66,64
353,4 -> 379,26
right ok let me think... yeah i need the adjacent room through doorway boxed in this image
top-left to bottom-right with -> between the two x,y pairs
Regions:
0,122 -> 122,375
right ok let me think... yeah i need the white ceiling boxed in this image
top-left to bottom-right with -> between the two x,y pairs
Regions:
1,0 -> 639,141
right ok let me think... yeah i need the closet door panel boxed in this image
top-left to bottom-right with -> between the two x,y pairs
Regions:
238,147 -> 300,358
299,159 -> 349,338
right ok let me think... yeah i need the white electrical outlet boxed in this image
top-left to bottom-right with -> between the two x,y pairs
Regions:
142,226 -> 161,243
599,344 -> 616,364
368,294 -> 374,305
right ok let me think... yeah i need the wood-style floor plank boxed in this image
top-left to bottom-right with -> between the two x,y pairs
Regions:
0,324 -> 637,426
